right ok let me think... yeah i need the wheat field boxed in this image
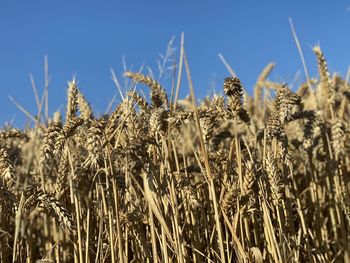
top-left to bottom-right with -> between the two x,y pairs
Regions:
0,44 -> 350,263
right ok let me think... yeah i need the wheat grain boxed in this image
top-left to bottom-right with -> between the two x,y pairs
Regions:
124,71 -> 168,108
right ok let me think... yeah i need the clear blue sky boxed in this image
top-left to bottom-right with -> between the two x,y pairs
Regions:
0,1 -> 349,126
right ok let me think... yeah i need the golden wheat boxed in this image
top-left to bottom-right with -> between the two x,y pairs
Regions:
0,45 -> 349,263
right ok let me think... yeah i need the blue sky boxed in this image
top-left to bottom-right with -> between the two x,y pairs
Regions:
0,1 -> 349,126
